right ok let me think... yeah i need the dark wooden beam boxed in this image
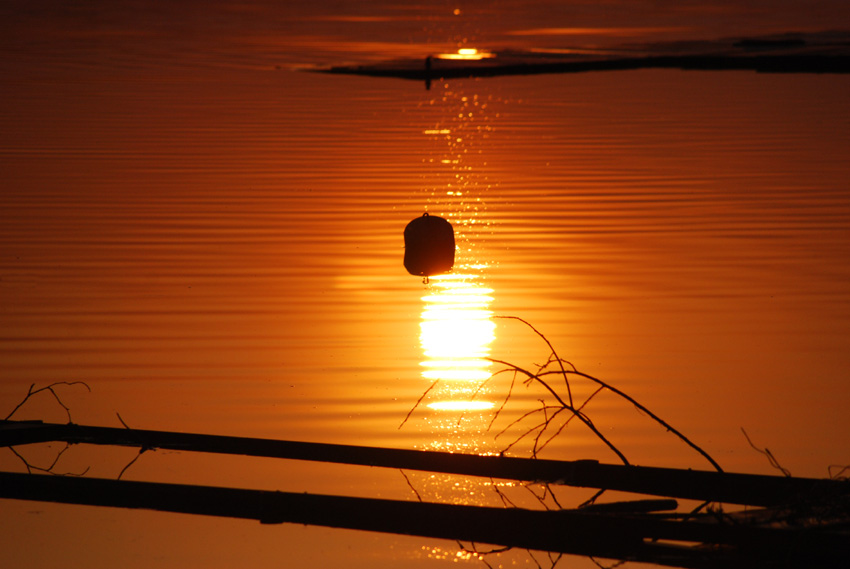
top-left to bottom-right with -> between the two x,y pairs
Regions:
2,421 -> 846,507
2,471 -> 847,569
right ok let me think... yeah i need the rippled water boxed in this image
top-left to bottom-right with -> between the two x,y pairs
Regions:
2,3 -> 850,568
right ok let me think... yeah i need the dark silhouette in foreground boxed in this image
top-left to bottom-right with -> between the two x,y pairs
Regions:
1,421 -> 849,569
3,315 -> 849,569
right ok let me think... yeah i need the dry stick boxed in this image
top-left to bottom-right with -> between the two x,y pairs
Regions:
116,413 -> 131,430
7,444 -> 90,477
546,483 -> 565,511
490,317 -> 721,472
494,316 -> 574,408
488,358 -> 569,408
536,386 -> 604,455
116,449 -> 147,481
579,488 -> 608,509
532,406 -> 570,457
4,381 -> 91,422
497,415 -> 547,455
524,478 -> 549,508
488,358 -> 630,465
399,379 -> 440,429
551,368 -> 723,473
7,446 -> 35,474
741,428 -> 791,477
489,478 -> 519,508
487,368 -> 521,431
829,464 -> 850,480
456,377 -> 494,427
527,550 -> 545,569
398,470 -> 423,502
458,542 -> 512,558
590,557 -> 627,569
494,404 -> 561,452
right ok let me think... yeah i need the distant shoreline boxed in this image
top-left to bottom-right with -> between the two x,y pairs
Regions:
314,31 -> 850,82
318,53 -> 850,82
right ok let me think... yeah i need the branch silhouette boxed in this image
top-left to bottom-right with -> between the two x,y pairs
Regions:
403,316 -> 722,473
4,381 -> 91,423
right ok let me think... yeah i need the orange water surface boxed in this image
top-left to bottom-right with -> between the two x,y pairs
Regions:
2,2 -> 850,568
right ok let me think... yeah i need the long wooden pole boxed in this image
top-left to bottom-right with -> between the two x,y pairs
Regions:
1,420 -> 846,507
1,471 -> 846,569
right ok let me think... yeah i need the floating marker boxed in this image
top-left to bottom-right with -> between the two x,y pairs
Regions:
403,213 -> 455,277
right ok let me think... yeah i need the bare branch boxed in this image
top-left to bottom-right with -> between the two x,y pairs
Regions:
741,428 -> 791,477
494,316 -> 575,407
4,381 -> 91,423
399,379 -> 440,429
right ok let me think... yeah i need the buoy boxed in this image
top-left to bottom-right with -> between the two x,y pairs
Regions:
403,213 -> 455,277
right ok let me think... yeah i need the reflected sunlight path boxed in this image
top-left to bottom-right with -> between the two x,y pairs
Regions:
419,273 -> 495,412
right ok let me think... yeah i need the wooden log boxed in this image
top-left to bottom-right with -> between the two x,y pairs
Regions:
1,420 -> 847,507
1,471 -> 847,569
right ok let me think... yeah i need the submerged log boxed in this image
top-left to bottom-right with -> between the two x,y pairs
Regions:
2,420 -> 847,508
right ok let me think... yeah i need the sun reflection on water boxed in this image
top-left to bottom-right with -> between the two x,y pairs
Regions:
419,273 -> 496,411
435,47 -> 494,61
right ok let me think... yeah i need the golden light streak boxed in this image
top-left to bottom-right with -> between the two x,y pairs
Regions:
419,274 -> 495,392
428,401 -> 495,411
435,48 -> 494,61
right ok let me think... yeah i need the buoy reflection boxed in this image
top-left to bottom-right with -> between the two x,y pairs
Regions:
419,274 -> 496,411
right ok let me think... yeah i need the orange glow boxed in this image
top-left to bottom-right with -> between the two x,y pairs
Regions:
419,274 -> 495,385
506,26 -> 690,36
428,400 -> 495,411
435,48 -> 494,61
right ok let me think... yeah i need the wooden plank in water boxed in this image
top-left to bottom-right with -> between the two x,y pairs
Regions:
2,420 -> 847,507
1,471 -> 847,568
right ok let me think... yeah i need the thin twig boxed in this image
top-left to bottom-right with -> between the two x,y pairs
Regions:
398,470 -> 423,502
579,488 -> 607,508
116,412 -> 131,429
741,428 -> 791,477
399,379 -> 440,429
488,478 -> 518,508
7,444 -> 90,477
488,368 -> 520,431
545,367 -> 723,472
4,381 -> 91,423
487,358 -> 568,408
828,464 -> 850,480
536,386 -> 604,455
494,316 -> 574,407
487,358 -> 630,464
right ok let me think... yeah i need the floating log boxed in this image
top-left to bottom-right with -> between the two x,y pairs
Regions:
2,420 -> 847,508
1,471 -> 847,569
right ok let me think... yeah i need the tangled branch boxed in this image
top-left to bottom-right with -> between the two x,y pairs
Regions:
742,428 -> 791,477
402,315 -> 722,473
4,381 -> 91,424
7,443 -> 90,477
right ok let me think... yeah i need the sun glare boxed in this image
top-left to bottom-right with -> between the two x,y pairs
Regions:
419,274 -> 495,388
436,48 -> 494,61
427,400 -> 495,411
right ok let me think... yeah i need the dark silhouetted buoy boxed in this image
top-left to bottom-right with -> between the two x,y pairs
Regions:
404,212 -> 455,277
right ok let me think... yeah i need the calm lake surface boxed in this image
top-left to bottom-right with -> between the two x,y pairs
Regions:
2,2 -> 850,568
